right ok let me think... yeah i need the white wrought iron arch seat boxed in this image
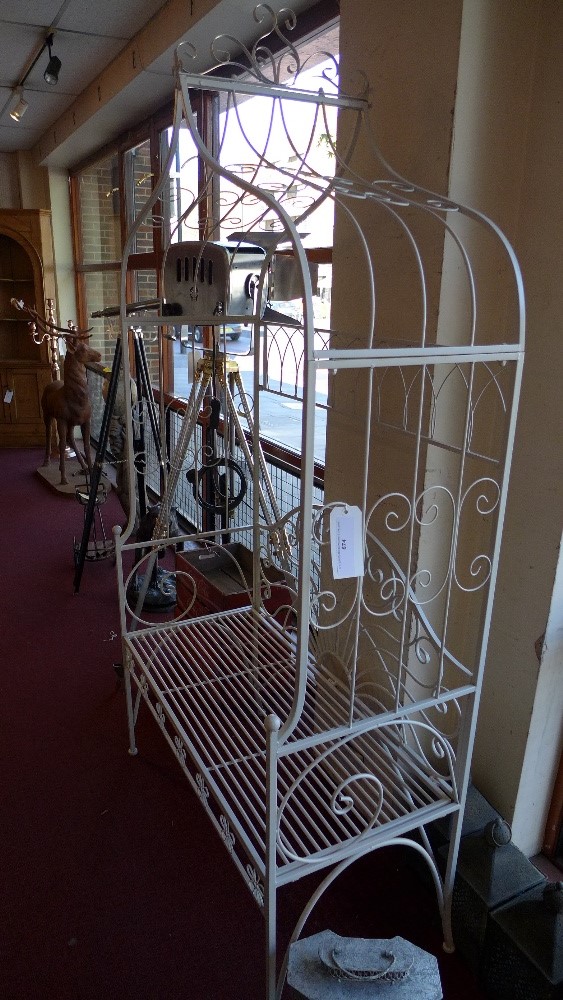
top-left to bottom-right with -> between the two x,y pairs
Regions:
112,7 -> 524,998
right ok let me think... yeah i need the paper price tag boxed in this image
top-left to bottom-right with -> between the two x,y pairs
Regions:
3,389 -> 13,404
330,505 -> 364,579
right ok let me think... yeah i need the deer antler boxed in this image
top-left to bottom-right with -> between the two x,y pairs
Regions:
11,298 -> 93,338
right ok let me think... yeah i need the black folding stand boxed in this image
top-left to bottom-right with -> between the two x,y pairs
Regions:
73,330 -> 163,594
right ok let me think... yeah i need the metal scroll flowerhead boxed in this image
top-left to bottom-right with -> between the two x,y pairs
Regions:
178,4 -> 340,94
212,5 -> 301,85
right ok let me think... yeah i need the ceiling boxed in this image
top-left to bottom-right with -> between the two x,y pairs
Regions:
0,0 -> 326,167
0,0 -> 172,155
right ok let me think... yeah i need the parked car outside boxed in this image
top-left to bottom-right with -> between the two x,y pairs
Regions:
177,323 -> 249,345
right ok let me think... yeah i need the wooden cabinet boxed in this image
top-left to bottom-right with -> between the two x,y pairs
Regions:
0,209 -> 56,447
0,363 -> 53,446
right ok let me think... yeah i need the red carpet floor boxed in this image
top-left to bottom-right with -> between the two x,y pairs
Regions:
0,448 -> 486,999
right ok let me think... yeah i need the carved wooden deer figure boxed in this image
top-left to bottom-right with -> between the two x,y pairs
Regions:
42,331 -> 102,485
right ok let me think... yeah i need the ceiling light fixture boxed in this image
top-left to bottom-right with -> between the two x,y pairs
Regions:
44,34 -> 61,85
10,88 -> 29,122
4,28 -> 61,125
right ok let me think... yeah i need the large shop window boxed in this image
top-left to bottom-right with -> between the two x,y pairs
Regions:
71,13 -> 338,464
71,108 -> 206,389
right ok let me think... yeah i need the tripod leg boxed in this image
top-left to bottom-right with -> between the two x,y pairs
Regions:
134,331 -> 165,472
150,371 -> 210,541
132,335 -> 149,523
132,326 -> 175,531
231,371 -> 285,526
221,372 -> 291,566
130,330 -> 174,613
73,338 -> 123,593
129,371 -> 210,623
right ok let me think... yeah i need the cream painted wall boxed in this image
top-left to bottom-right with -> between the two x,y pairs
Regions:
0,151 -> 49,211
0,153 -> 20,208
47,168 -> 78,328
513,537 -> 563,853
468,0 -> 563,855
2,152 -> 70,331
328,0 -> 463,506
17,151 -> 50,210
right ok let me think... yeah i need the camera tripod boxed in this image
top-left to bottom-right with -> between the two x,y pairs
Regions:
154,351 -> 286,539
130,347 -> 292,620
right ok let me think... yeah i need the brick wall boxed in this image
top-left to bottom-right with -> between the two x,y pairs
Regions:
77,145 -> 159,377
79,155 -> 120,265
129,141 -> 154,255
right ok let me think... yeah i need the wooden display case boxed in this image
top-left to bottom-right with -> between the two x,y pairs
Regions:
0,209 -> 56,446
175,542 -> 293,621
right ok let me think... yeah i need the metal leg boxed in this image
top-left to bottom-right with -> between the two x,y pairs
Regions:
151,367 -> 211,540
441,810 -> 462,953
265,716 -> 281,1000
134,330 -> 165,473
123,650 -> 139,757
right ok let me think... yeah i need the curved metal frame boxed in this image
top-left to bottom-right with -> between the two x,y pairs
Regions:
111,8 -> 525,998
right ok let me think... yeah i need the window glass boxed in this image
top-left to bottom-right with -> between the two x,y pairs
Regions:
131,267 -> 158,305
82,270 -> 120,366
71,19 -> 337,465
162,122 -> 201,244
130,268 -> 160,383
162,120 -> 206,398
77,152 -> 121,264
124,139 -> 154,253
213,25 -> 339,462
218,86 -> 337,256
217,21 -> 340,264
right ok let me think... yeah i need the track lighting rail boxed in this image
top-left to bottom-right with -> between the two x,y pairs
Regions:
3,29 -> 61,124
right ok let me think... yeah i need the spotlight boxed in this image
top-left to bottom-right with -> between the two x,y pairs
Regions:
44,34 -> 61,85
10,89 -> 28,122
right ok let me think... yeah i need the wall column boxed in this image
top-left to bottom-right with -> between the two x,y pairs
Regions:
465,0 -> 563,856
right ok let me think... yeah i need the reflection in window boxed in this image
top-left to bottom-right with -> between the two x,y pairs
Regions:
83,270 -> 120,366
77,152 -> 121,264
